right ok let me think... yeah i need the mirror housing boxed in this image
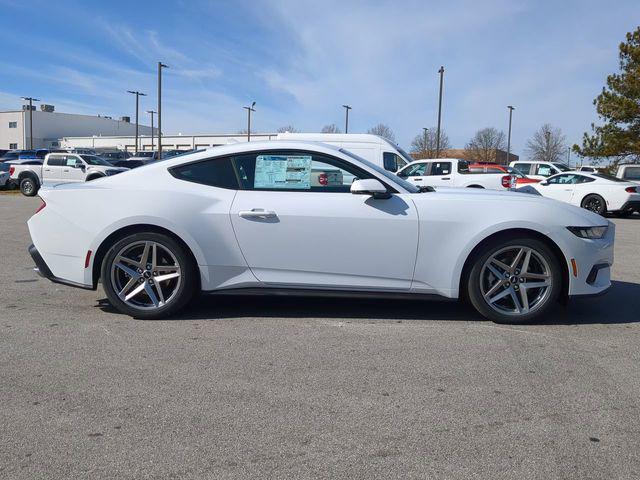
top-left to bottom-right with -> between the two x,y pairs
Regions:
539,180 -> 548,186
351,179 -> 391,199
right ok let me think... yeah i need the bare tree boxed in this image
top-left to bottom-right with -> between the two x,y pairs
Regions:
321,123 -> 342,133
525,124 -> 567,162
410,128 -> 451,158
367,124 -> 396,142
464,127 -> 506,162
276,125 -> 299,133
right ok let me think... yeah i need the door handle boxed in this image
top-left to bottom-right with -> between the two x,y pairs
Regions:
63,169 -> 69,172
238,209 -> 277,219
413,178 -> 423,181
442,177 -> 451,180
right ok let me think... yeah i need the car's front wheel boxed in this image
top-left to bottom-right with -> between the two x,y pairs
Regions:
581,194 -> 607,215
466,237 -> 562,324
101,232 -> 197,319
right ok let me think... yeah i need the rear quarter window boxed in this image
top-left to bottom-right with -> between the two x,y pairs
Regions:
170,156 -> 239,189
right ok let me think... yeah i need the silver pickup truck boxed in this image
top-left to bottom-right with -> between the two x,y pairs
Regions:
10,152 -> 128,196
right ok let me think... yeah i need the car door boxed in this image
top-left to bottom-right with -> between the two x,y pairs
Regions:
42,154 -> 65,183
421,161 -> 453,187
62,155 -> 86,182
229,150 -> 419,290
397,162 -> 429,186
538,173 -> 580,202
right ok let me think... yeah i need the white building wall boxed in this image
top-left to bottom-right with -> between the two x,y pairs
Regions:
61,133 -> 279,151
0,110 -> 156,150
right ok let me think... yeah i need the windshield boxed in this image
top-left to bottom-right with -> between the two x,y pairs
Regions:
80,155 -> 112,166
339,148 -> 420,193
552,163 -> 571,172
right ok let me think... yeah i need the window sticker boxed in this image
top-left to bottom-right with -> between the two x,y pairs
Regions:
254,155 -> 312,189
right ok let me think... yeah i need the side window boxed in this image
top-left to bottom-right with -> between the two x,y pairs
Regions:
399,163 -> 427,177
65,155 -> 81,167
233,151 -> 373,193
547,174 -> 575,184
577,176 -> 595,184
383,152 -> 406,172
536,164 -> 553,177
512,163 -> 531,175
46,155 -> 65,167
170,156 -> 239,189
429,162 -> 451,176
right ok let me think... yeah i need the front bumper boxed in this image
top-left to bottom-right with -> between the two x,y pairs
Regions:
28,244 -> 94,290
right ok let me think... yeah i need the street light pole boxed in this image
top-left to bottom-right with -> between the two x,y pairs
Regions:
422,127 -> 428,156
21,96 -> 40,149
146,110 -> 156,151
436,66 -> 445,157
342,105 -> 352,133
243,102 -> 256,142
127,90 -> 147,154
544,130 -> 551,162
567,146 -> 571,168
506,106 -> 515,166
157,62 -> 168,158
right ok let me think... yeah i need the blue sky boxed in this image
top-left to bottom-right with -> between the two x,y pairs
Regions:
0,0 -> 638,156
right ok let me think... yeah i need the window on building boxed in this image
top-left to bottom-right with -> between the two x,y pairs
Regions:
8,122 -> 17,129
9,143 -> 17,149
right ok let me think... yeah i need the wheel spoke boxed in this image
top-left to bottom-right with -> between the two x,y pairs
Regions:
488,287 -> 512,305
510,248 -> 525,271
518,287 -> 530,313
124,283 -> 145,301
155,272 -> 180,283
487,264 -> 505,280
144,283 -> 160,307
118,276 -> 139,298
153,279 -> 166,304
521,272 -> 548,280
522,280 -> 550,289
115,262 -> 139,278
116,255 -> 141,268
510,288 -> 524,313
484,278 -> 506,299
521,249 -> 532,274
156,265 -> 180,273
490,257 -> 511,273
141,242 -> 152,267
152,243 -> 158,269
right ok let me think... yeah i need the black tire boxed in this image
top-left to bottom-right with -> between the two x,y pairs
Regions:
20,177 -> 38,196
581,194 -> 607,215
101,232 -> 197,319
466,237 -> 563,324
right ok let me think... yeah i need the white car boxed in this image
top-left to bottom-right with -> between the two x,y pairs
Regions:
27,141 -> 615,324
396,158 -> 515,190
510,161 -> 572,180
615,164 -> 640,185
525,171 -> 640,216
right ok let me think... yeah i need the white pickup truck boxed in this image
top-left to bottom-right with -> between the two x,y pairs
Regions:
616,164 -> 640,184
10,152 -> 128,196
396,158 -> 516,190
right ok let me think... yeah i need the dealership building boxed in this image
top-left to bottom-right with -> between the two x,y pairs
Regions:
0,104 -> 154,150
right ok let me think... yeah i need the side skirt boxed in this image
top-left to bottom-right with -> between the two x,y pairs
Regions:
203,286 -> 454,302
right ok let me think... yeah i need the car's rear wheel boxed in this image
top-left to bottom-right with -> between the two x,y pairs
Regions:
581,194 -> 607,215
20,177 -> 38,196
467,237 -> 562,324
101,232 -> 197,319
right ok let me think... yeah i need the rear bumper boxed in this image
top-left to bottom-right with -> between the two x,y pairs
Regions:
618,200 -> 640,213
28,244 -> 94,290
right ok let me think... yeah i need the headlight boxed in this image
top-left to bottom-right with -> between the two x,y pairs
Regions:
566,226 -> 608,239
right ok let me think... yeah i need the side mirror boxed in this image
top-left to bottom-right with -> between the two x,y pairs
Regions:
539,180 -> 548,186
351,179 -> 391,199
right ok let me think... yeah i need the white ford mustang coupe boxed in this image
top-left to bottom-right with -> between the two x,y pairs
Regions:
27,141 -> 615,323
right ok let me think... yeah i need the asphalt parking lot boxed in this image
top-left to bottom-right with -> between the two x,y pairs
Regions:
1,193 -> 639,480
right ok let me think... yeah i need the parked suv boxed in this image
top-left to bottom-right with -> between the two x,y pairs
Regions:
10,153 -> 128,196
509,160 -> 572,180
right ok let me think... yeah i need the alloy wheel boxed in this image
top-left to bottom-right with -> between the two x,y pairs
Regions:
480,246 -> 552,317
584,197 -> 603,213
110,240 -> 182,310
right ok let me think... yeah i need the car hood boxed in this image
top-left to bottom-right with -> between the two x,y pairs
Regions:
413,187 -> 607,227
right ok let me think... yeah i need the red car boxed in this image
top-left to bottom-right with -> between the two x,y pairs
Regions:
469,163 -> 540,186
